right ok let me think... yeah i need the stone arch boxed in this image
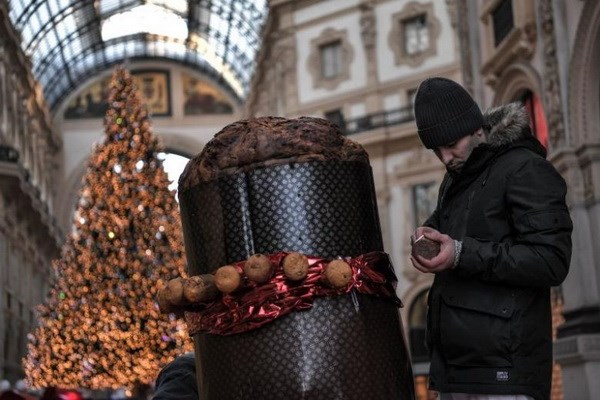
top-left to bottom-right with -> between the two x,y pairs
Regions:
159,131 -> 204,160
401,280 -> 432,368
402,279 -> 432,320
56,132 -> 203,233
492,62 -> 543,106
401,279 -> 432,328
490,64 -> 553,148
568,0 -> 600,147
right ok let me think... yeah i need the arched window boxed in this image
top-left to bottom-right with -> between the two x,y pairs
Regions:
518,90 -> 549,149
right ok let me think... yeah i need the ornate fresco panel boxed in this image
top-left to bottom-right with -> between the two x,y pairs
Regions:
182,73 -> 234,116
64,70 -> 171,119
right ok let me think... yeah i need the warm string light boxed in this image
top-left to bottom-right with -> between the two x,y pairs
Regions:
24,66 -> 192,391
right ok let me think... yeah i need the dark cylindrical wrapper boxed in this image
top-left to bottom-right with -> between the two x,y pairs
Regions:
178,117 -> 414,400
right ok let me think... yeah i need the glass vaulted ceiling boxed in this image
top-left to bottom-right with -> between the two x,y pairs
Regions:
7,0 -> 268,112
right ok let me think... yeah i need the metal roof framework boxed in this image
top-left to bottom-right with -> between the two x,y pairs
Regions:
7,0 -> 268,112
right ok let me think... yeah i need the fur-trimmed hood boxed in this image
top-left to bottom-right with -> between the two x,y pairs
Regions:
447,102 -> 545,181
482,102 -> 532,148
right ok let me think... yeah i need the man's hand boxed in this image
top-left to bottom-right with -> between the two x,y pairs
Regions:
410,227 -> 456,273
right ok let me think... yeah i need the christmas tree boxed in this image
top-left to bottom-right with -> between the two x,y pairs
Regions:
24,66 -> 192,391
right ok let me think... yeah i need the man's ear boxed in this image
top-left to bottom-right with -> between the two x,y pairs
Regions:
474,128 -> 488,142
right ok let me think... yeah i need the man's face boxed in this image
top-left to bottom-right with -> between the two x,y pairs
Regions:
433,129 -> 485,173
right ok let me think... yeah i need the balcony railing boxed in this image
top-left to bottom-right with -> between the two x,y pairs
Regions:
343,105 -> 415,135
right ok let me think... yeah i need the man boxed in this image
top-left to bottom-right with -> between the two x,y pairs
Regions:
410,77 -> 572,400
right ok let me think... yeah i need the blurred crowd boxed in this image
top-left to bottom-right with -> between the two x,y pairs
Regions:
0,381 -> 152,400
0,381 -> 83,400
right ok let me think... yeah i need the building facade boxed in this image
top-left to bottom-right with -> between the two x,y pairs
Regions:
0,2 -> 62,383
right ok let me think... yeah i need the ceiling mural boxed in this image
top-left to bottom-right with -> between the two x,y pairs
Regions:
63,69 -> 235,119
64,69 -> 171,119
182,72 -> 233,115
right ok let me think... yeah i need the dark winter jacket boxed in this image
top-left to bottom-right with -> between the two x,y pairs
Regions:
153,353 -> 198,400
424,103 -> 572,400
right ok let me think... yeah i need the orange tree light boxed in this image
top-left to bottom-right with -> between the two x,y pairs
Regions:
24,66 -> 192,391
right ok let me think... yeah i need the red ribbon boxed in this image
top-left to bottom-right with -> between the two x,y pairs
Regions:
184,251 -> 401,336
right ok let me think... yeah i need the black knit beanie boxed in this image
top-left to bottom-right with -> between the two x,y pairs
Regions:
413,77 -> 483,149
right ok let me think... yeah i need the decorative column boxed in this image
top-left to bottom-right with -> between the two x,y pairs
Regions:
360,2 -> 378,86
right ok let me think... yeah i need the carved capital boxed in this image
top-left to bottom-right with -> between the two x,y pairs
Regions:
359,4 -> 376,50
539,0 -> 566,149
445,0 -> 458,28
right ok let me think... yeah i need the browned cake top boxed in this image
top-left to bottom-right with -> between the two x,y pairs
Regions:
178,116 -> 369,190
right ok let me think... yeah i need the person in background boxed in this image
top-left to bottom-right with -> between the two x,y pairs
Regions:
39,387 -> 83,400
152,353 -> 198,400
410,77 -> 572,400
0,380 -> 35,400
0,390 -> 27,400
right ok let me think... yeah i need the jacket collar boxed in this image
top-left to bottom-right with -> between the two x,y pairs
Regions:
483,102 -> 545,158
447,103 -> 545,183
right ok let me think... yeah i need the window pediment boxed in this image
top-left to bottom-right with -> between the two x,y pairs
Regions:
308,28 -> 354,90
389,2 -> 440,68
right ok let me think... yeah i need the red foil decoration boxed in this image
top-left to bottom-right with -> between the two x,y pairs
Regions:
184,251 -> 401,335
